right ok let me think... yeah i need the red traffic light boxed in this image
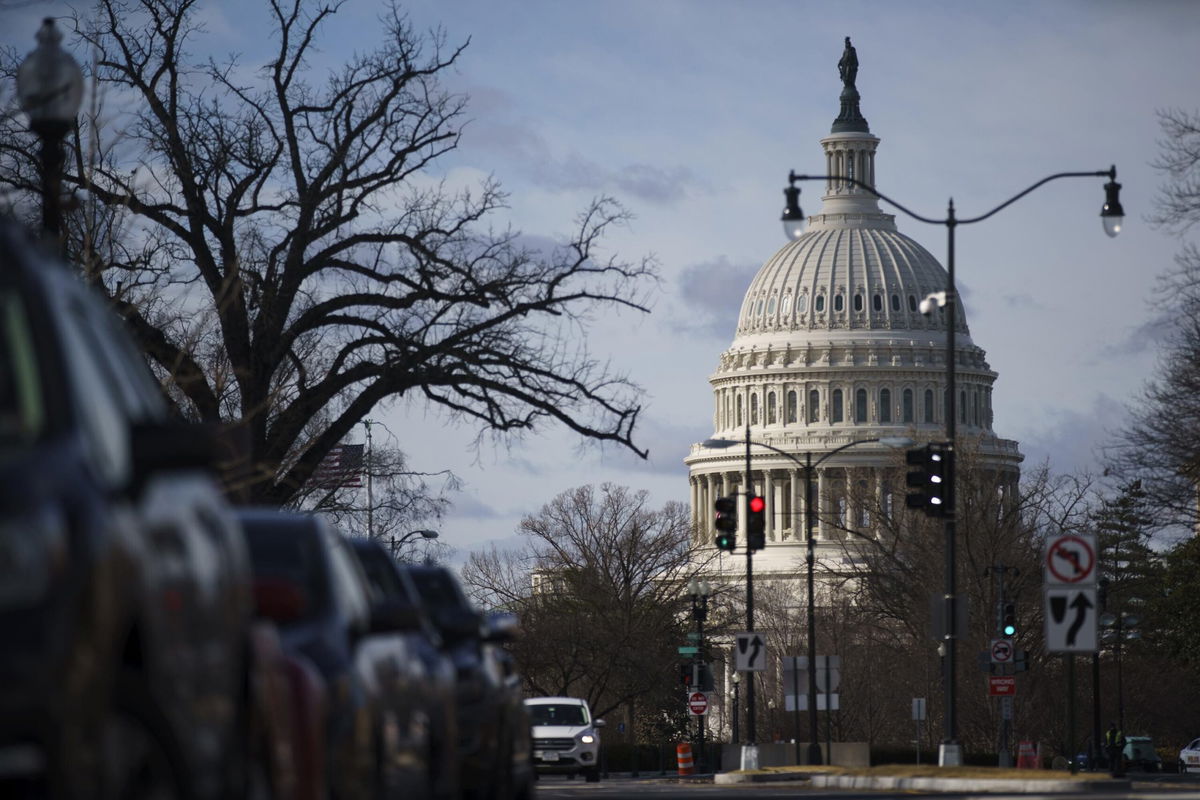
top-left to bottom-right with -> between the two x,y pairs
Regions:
748,496 -> 765,513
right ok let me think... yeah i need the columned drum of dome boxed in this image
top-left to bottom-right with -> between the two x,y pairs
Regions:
684,44 -> 1022,581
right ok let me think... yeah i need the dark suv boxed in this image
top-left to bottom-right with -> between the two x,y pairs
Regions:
403,564 -> 534,800
348,538 -> 461,800
0,220 -> 258,798
239,509 -> 442,800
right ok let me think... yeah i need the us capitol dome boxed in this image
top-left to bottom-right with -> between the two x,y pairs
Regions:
684,38 -> 1022,580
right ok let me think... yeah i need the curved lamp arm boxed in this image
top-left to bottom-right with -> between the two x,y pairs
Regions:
784,166 -> 1122,232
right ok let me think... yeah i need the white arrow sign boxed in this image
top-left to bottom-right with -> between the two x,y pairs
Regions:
1045,587 -> 1098,653
734,632 -> 767,671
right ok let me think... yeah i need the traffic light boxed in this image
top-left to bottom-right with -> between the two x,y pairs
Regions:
747,495 -> 766,551
714,496 -> 737,551
1001,602 -> 1017,637
904,443 -> 949,517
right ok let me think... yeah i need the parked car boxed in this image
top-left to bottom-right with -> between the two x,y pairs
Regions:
1124,736 -> 1162,772
0,218 -> 263,798
1180,737 -> 1200,773
525,696 -> 604,781
402,563 -> 534,800
348,538 -> 460,800
239,509 -> 436,800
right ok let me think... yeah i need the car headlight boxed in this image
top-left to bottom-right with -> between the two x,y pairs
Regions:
0,507 -> 67,608
579,734 -> 595,744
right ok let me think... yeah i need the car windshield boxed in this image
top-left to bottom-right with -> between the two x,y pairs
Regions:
408,568 -> 471,629
527,704 -> 588,726
242,519 -> 330,623
353,544 -> 415,608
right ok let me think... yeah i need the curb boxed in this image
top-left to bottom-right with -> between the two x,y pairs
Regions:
713,772 -> 1133,792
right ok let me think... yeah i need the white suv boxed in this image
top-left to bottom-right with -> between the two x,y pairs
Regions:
525,696 -> 605,782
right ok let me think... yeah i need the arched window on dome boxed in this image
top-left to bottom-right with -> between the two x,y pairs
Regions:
832,389 -> 844,423
766,296 -> 777,316
767,392 -> 777,424
853,294 -> 863,312
780,294 -> 792,317
880,388 -> 892,423
834,294 -> 845,313
751,393 -> 759,425
808,389 -> 820,423
756,298 -> 764,317
815,294 -> 825,313
891,294 -> 901,312
872,294 -> 883,312
902,388 -> 914,423
786,390 -> 798,423
924,389 -> 934,423
736,395 -> 743,427
798,294 -> 809,313
973,391 -> 980,426
959,390 -> 966,423
909,295 -> 918,312
855,388 -> 867,423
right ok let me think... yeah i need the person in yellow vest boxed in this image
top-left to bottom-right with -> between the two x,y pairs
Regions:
1105,722 -> 1126,777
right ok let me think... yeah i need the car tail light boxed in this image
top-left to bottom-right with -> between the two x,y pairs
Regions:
253,577 -> 308,624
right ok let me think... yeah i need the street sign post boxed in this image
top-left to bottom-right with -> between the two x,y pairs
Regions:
687,691 -> 709,716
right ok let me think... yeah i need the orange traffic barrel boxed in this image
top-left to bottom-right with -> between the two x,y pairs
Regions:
676,742 -> 694,775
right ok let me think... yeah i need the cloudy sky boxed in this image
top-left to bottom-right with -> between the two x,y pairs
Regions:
5,0 -> 1197,562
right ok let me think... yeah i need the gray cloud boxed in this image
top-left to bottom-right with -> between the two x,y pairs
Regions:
1013,394 -> 1129,477
460,87 -> 698,205
593,413 -> 703,478
1100,314 -> 1167,359
671,257 -> 759,339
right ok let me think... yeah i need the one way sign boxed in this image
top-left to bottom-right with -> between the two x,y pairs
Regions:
734,632 -> 766,671
1045,587 -> 1097,653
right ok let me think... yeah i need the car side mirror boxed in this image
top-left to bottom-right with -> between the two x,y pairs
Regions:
593,719 -> 606,728
368,601 -> 423,634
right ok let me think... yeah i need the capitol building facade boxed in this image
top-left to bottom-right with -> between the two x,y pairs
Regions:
684,43 -> 1023,590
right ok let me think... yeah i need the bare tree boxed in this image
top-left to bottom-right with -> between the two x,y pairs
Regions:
461,483 -> 710,722
0,0 -> 657,504
1108,109 -> 1200,530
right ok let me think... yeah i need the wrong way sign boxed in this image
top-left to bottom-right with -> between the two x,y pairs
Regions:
687,691 -> 709,716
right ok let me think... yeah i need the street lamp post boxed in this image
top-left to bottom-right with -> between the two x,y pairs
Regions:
1100,596 -> 1143,734
16,18 -> 83,242
389,528 -> 439,559
703,434 -> 912,765
731,672 -> 741,745
688,577 -> 712,773
781,167 -> 1122,765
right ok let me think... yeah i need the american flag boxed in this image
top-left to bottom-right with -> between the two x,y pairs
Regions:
309,444 -> 365,488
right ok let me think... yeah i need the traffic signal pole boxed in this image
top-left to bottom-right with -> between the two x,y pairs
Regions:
744,425 -> 756,751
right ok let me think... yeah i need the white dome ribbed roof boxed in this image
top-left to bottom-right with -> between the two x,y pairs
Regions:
736,207 -> 969,341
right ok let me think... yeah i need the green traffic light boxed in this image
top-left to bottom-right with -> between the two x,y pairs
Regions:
1003,623 -> 1016,636
715,532 -> 736,552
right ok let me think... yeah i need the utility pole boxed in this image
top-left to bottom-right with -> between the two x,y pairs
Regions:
362,419 -> 375,540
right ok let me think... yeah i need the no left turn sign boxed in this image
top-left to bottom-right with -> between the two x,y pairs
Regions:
1045,534 -> 1097,585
